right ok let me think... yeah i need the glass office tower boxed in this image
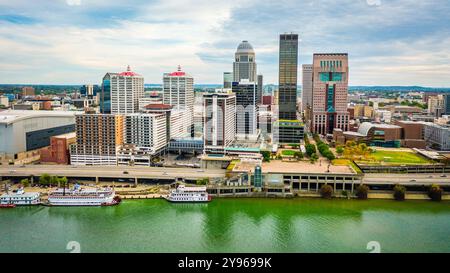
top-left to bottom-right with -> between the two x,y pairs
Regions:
278,34 -> 298,120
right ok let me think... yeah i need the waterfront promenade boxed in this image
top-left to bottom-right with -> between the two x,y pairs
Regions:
1,164 -> 449,201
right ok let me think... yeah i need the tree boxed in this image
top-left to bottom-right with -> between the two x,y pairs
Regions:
306,144 -> 316,157
310,153 -> 319,164
324,151 -> 335,161
20,178 -> 30,188
59,177 -> 68,188
260,151 -> 271,162
393,184 -> 406,201
428,184 -> 442,201
320,184 -> 333,199
304,135 -> 310,145
346,140 -> 357,148
39,173 -> 51,186
336,146 -> 344,155
196,178 -> 209,186
355,184 -> 369,200
294,151 -> 303,160
50,176 -> 59,187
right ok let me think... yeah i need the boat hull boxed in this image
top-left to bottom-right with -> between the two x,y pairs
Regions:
0,204 -> 16,208
164,195 -> 211,203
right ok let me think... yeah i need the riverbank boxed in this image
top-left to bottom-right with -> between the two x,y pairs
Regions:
1,198 -> 449,253
1,184 -> 449,201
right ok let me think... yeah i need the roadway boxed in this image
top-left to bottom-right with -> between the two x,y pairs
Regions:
1,165 -> 449,185
0,165 -> 226,181
363,173 -> 450,185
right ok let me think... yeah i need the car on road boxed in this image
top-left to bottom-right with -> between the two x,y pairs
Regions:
410,179 -> 416,182
123,171 -> 129,174
441,175 -> 447,178
162,172 -> 168,175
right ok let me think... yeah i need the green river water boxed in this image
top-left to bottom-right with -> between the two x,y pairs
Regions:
0,198 -> 449,253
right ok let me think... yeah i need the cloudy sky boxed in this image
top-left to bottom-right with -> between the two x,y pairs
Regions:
0,0 -> 449,86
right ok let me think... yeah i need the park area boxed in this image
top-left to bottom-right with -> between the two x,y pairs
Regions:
356,150 -> 432,165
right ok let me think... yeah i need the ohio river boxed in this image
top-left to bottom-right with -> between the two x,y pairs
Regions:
0,198 -> 449,253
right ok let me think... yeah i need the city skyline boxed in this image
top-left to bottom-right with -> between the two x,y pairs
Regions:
0,0 -> 450,87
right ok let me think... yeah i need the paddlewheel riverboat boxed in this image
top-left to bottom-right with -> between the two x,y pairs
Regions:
47,184 -> 118,206
165,184 -> 211,203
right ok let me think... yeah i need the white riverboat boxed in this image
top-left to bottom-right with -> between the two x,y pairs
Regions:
165,184 -> 211,203
0,188 -> 41,206
47,184 -> 119,206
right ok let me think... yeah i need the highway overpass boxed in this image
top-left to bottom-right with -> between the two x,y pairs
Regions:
0,165 -> 226,184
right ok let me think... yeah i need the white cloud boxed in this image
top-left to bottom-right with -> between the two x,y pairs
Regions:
0,0 -> 449,86
66,0 -> 81,6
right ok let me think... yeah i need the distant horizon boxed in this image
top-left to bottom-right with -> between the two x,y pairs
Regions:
1,83 -> 450,90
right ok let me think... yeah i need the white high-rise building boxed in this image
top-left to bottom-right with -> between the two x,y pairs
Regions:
110,66 -> 144,114
233,41 -> 257,82
203,93 -> 236,154
124,113 -> 167,155
163,66 -> 194,136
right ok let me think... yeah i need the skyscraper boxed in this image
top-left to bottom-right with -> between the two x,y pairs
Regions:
444,94 -> 450,115
223,72 -> 233,89
232,81 -> 259,140
70,113 -> 124,165
80,84 -> 100,98
302,64 -> 313,113
123,113 -> 167,155
163,66 -> 194,136
203,93 -> 236,154
110,66 -> 144,114
100,72 -> 117,114
257,74 -> 263,104
233,41 -> 257,82
278,34 -> 298,120
311,53 -> 349,135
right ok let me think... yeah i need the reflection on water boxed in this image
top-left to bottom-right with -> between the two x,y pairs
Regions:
0,198 -> 449,253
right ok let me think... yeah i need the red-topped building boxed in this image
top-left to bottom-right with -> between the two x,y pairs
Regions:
163,66 -> 194,137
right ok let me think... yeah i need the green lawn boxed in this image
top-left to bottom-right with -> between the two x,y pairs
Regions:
281,150 -> 296,156
361,150 -> 431,165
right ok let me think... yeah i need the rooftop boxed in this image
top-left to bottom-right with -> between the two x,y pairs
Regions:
0,110 -> 81,125
1,191 -> 40,198
144,103 -> 173,110
117,65 -> 141,77
167,65 -> 191,77
236,40 -> 254,54
358,122 -> 401,136
53,132 -> 76,139
261,160 -> 355,175
313,53 -> 348,56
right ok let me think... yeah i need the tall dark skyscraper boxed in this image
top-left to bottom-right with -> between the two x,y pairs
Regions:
275,33 -> 304,144
278,34 -> 298,120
